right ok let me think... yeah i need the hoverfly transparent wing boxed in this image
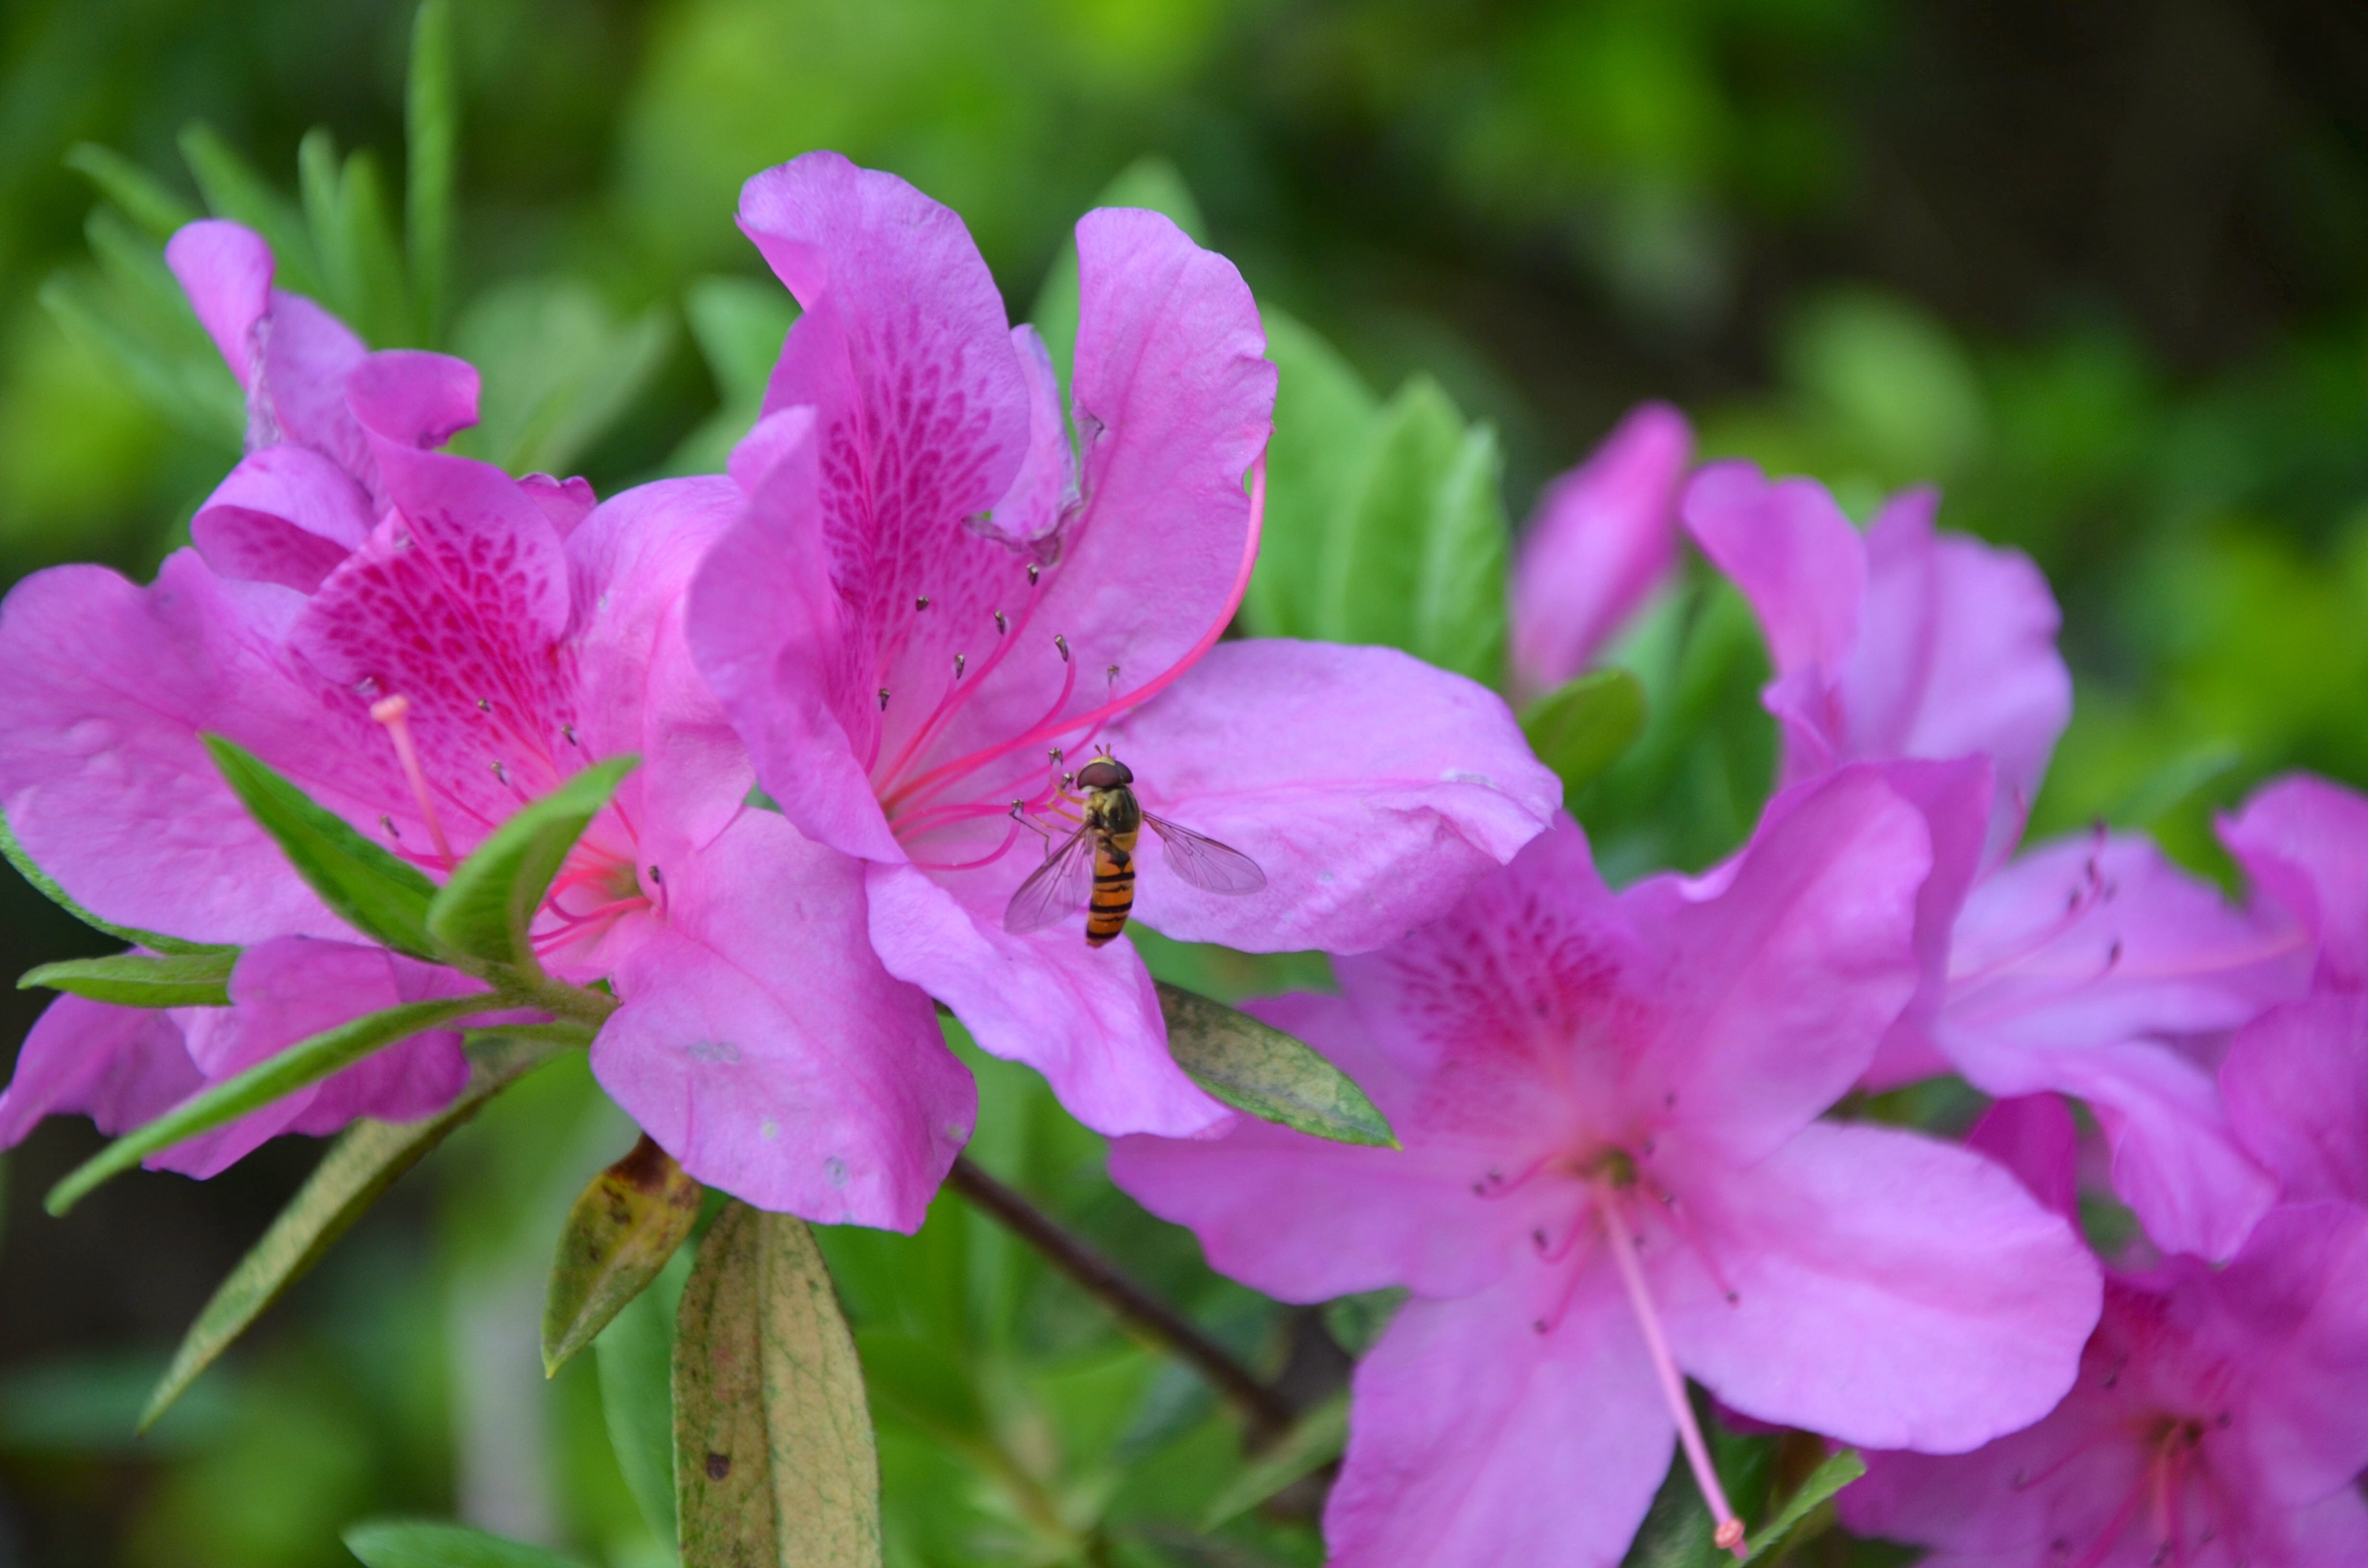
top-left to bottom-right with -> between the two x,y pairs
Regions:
1144,813 -> 1266,895
1003,824 -> 1097,934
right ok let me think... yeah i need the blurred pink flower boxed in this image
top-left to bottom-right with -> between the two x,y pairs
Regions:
1506,402 -> 1692,703
691,153 -> 1559,1143
1113,771 -> 2099,1567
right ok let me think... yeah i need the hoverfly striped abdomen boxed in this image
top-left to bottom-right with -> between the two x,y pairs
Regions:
1004,750 -> 1266,946
1083,768 -> 1142,947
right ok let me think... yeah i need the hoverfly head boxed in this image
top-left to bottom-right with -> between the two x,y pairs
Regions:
1076,755 -> 1133,789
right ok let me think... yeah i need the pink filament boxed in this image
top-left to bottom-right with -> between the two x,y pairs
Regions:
371,695 -> 455,866
1598,1190 -> 1747,1558
882,452 -> 1268,815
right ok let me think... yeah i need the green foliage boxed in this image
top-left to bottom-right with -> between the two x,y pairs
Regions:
1522,668 -> 1649,799
598,1247 -> 691,1547
1155,982 -> 1394,1148
205,735 -> 443,959
1030,155 -> 1208,399
1199,1392 -> 1346,1529
20,948 -> 237,1007
541,1135 -> 702,1376
449,281 -> 672,476
424,754 -> 636,984
406,0 -> 460,344
344,1520 -> 593,1568
1747,1447 -> 1865,1559
668,276 -> 801,473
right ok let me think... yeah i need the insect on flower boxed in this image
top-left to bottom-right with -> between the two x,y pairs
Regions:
1004,749 -> 1266,946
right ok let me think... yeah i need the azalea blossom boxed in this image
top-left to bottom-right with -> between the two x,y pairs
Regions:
1112,773 -> 2100,1567
0,269 -> 970,1227
690,152 -> 1559,1140
1684,462 -> 2303,1259
1505,401 -> 1693,705
1845,1093 -> 2368,1568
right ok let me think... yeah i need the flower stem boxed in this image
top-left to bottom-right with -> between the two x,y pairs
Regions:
946,1155 -> 1296,1436
1599,1193 -> 1747,1558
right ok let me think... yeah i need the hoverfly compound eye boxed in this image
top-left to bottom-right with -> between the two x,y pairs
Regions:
1077,758 -> 1131,789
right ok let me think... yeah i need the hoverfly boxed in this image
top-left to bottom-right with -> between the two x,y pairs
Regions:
1003,750 -> 1265,946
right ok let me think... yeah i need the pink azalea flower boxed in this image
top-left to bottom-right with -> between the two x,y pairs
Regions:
0,346 -> 970,1229
1506,402 -> 1693,705
1685,462 -> 2303,1259
1846,1095 -> 2368,1568
1111,772 -> 2100,1567
690,153 -> 1559,1140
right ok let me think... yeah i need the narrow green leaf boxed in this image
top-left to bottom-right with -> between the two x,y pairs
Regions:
0,808 -> 232,957
1522,669 -> 1648,798
343,1519 -> 593,1568
598,1245 -> 689,1548
1745,1448 -> 1864,1559
1411,420 -> 1510,685
40,270 -> 244,449
1201,1391 -> 1347,1529
1248,308 -> 1379,640
204,735 -> 441,959
1156,982 -> 1394,1148
674,1203 -> 880,1568
65,143 -> 199,239
21,951 -> 236,1008
298,128 -> 354,318
542,1132 -> 703,1375
1029,155 -> 1205,398
427,755 -> 636,981
140,1029 -> 573,1430
177,123 -> 324,298
1316,374 -> 1467,649
335,150 -> 416,349
47,992 -> 497,1217
406,0 -> 459,343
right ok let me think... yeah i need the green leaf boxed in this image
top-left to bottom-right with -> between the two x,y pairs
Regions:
542,1132 -> 703,1375
1249,307 -> 1382,640
1523,669 -> 1648,798
0,808 -> 232,957
598,1245 -> 689,1548
427,755 -> 636,981
140,1028 -> 574,1430
343,1519 -> 593,1568
299,131 -> 412,345
1745,1448 -> 1863,1559
40,270 -> 243,449
673,1202 -> 881,1568
1155,982 -> 1394,1148
685,276 -> 800,409
1201,1391 -> 1346,1529
450,278 -> 672,474
21,951 -> 237,1008
65,143 -> 199,239
178,123 -> 324,299
204,734 -> 441,959
1029,155 -> 1206,397
1410,420 -> 1510,685
406,0 -> 459,343
46,991 -> 499,1217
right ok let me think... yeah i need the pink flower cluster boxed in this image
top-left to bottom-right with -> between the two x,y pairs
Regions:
1119,446 -> 2368,1563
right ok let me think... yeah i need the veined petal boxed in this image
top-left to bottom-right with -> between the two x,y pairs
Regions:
1111,640 -> 1559,955
191,445 -> 376,593
593,811 -> 971,1232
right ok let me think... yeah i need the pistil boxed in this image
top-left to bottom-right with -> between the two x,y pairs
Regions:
371,694 -> 455,865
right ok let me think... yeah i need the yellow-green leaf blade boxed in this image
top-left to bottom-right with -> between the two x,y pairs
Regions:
1522,668 -> 1648,798
542,1132 -> 702,1375
204,734 -> 441,958
1747,1447 -> 1864,1559
1201,1391 -> 1348,1529
427,756 -> 637,981
46,991 -> 499,1217
674,1203 -> 881,1568
140,1028 -> 578,1430
1157,981 -> 1394,1148
20,950 -> 238,1007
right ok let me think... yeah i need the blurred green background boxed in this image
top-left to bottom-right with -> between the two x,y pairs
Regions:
3,0 -> 2367,1562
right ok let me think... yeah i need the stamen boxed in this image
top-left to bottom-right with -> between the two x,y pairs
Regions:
1599,1190 -> 1745,1558
561,722 -> 578,747
879,688 -> 891,711
994,610 -> 1008,635
954,652 -> 967,679
370,694 -> 456,866
1054,633 -> 1070,663
477,697 -> 491,713
916,594 -> 931,610
1026,563 -> 1040,587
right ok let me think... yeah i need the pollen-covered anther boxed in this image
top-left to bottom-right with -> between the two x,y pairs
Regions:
916,594 -> 931,610
953,653 -> 967,679
477,696 -> 491,713
1026,562 -> 1041,586
1054,633 -> 1070,663
993,610 -> 1008,635
878,688 -> 891,710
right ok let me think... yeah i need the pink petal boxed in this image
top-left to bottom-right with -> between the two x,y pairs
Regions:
1108,993 -> 1523,1302
1507,402 -> 1692,702
520,473 -> 597,538
1323,1276 -> 1672,1568
864,859 -> 1224,1137
592,810 -> 972,1232
2211,1203 -> 2368,1504
191,445 -> 376,592
1863,756 -> 1995,1091
1109,639 -> 1560,954
1964,1092 -> 2083,1225
2223,996 -> 2368,1209
1682,461 -> 1864,677
0,994 -> 203,1148
1638,765 -> 1932,1161
165,220 -> 271,388
257,292 -> 373,479
0,553 -> 368,943
1657,1121 -> 2100,1454
2052,1039 -> 2278,1261
689,408 -> 902,863
2220,773 -> 2368,991
985,325 -> 1074,540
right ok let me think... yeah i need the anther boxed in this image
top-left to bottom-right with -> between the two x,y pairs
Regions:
879,688 -> 891,711
953,653 -> 967,679
369,694 -> 455,865
1027,563 -> 1041,586
1054,633 -> 1070,663
994,610 -> 1008,635
478,697 -> 491,713
1048,747 -> 1064,764
562,723 -> 578,747
649,865 -> 663,885
916,594 -> 931,611
491,759 -> 506,783
380,814 -> 397,836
